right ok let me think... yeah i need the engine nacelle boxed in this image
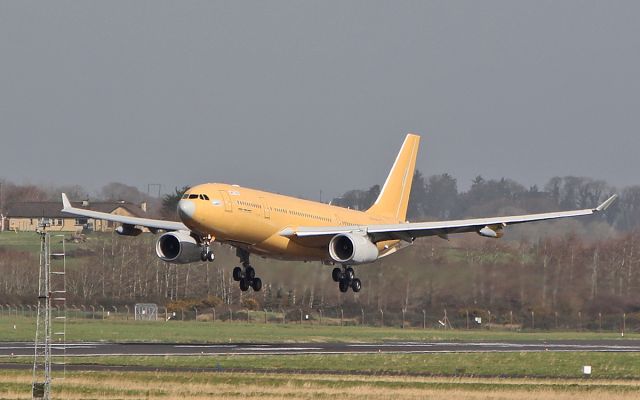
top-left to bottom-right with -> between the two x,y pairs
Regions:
155,231 -> 202,264
115,225 -> 142,237
328,233 -> 379,265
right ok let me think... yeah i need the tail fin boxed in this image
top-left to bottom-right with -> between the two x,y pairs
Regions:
366,134 -> 420,221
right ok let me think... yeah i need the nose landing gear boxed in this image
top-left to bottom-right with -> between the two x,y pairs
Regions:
232,249 -> 262,291
332,266 -> 362,293
200,235 -> 215,262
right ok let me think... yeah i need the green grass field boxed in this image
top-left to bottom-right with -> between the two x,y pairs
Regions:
0,316 -> 636,343
0,231 -> 89,254
3,352 -> 640,379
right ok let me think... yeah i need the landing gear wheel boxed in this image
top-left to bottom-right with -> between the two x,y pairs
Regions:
235,248 -> 261,292
351,278 -> 362,293
232,267 -> 242,281
335,265 -> 362,293
345,267 -> 355,281
201,249 -> 214,262
332,268 -> 342,282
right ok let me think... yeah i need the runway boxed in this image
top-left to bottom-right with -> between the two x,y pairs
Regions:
1,340 -> 640,357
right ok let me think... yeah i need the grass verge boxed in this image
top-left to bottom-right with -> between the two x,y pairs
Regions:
3,352 -> 640,379
0,316 -> 636,343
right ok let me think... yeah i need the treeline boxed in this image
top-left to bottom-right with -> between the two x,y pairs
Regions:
1,173 -> 639,329
332,171 -> 640,231
1,229 -> 639,329
3,172 -> 639,229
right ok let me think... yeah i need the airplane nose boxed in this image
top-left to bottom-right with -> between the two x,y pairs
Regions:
177,200 -> 196,220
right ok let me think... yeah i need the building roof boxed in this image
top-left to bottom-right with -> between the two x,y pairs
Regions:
5,201 -> 146,219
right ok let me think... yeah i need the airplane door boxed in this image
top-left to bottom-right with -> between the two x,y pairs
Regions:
260,198 -> 270,219
219,191 -> 233,212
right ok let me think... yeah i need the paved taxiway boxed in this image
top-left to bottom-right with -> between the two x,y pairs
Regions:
1,340 -> 639,357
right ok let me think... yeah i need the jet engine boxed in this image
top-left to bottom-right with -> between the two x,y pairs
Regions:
155,231 -> 202,264
328,233 -> 379,265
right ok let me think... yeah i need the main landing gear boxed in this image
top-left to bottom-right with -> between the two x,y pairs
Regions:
232,248 -> 262,292
200,235 -> 215,262
332,266 -> 362,293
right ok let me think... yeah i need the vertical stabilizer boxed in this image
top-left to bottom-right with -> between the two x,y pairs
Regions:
366,134 -> 420,221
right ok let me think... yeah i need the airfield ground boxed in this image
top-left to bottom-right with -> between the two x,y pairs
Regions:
1,370 -> 640,399
1,316 -> 638,343
2,351 -> 640,379
0,317 -> 639,398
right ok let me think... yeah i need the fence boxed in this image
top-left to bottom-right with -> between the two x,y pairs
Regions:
1,304 -> 637,333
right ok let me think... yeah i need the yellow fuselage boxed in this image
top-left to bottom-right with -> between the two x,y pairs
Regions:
178,183 -> 400,262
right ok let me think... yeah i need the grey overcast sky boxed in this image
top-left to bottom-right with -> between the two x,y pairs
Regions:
1,1 -> 639,199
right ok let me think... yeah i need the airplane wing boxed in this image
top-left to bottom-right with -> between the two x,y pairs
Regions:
280,194 -> 618,244
60,193 -> 188,232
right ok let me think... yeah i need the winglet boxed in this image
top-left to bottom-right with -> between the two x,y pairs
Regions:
61,193 -> 72,211
595,194 -> 618,212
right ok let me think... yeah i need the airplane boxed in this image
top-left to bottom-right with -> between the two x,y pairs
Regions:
61,134 -> 618,293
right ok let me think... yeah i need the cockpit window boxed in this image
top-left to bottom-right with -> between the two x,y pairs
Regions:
184,193 -> 210,200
